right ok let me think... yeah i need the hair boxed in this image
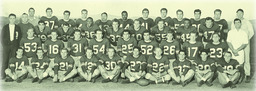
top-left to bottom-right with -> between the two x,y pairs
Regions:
73,29 -> 81,34
176,9 -> 183,14
234,18 -> 242,24
36,47 -> 44,53
107,47 -> 116,52
50,30 -> 58,36
63,22 -> 70,27
157,19 -> 164,24
86,48 -> 93,52
28,7 -> 35,11
133,46 -> 141,51
81,9 -> 88,13
101,12 -> 108,16
17,47 -> 24,51
214,9 -> 222,14
200,49 -> 209,55
178,50 -> 186,55
183,18 -> 191,24
22,13 -> 28,16
63,10 -> 71,15
236,9 -> 244,13
121,11 -> 128,15
112,18 -> 120,25
38,20 -> 46,25
142,8 -> 149,13
142,31 -> 150,35
86,17 -> 93,22
8,13 -> 16,18
122,30 -> 131,36
160,8 -> 168,13
134,19 -> 141,24
212,32 -> 220,38
223,51 -> 232,57
46,7 -> 53,12
189,31 -> 198,36
205,17 -> 214,22
194,9 -> 201,14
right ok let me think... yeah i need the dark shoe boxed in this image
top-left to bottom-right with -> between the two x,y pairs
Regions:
16,78 -> 23,83
149,81 -> 156,84
121,79 -> 130,84
91,78 -> 96,83
165,80 -> 170,84
66,78 -> 74,82
205,81 -> 213,87
5,76 -> 14,82
102,79 -> 111,83
172,81 -> 180,85
112,78 -> 118,83
78,78 -> 86,82
197,80 -> 204,87
245,76 -> 251,83
38,79 -> 43,84
222,81 -> 232,88
230,84 -> 237,89
32,77 -> 39,83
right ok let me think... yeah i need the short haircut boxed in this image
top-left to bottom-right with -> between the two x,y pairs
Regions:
236,9 -> 244,13
183,18 -> 190,23
86,17 -> 93,22
200,49 -> 209,55
36,47 -> 44,53
157,19 -> 164,24
61,48 -> 69,52
101,12 -> 108,16
8,13 -> 16,18
38,20 -> 46,25
121,11 -> 128,15
50,30 -> 58,35
134,19 -> 141,24
86,48 -> 93,52
81,9 -> 88,13
160,8 -> 168,13
178,50 -> 186,54
46,7 -> 52,12
22,13 -> 28,16
142,8 -> 149,13
223,51 -> 232,57
194,9 -> 201,14
214,9 -> 222,14
205,17 -> 214,22
176,9 -> 183,14
234,18 -> 241,24
28,7 -> 35,11
133,46 -> 141,51
63,10 -> 71,15
63,22 -> 69,26
122,30 -> 131,36
189,31 -> 198,36
112,18 -> 120,24
73,29 -> 81,34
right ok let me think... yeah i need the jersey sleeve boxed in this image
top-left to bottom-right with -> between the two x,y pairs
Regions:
64,57 -> 75,76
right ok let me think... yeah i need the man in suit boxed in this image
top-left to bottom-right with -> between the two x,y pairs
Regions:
1,13 -> 22,79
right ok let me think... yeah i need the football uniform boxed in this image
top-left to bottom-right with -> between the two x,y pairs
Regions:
40,16 -> 58,29
53,56 -> 74,76
124,55 -> 147,72
88,38 -> 110,57
8,56 -> 29,72
159,40 -> 180,59
119,19 -> 134,29
128,25 -> 146,42
190,18 -> 205,32
58,19 -> 76,28
31,56 -> 50,71
57,27 -> 74,42
34,26 -> 51,43
199,23 -> 220,43
148,56 -> 169,73
79,55 -> 99,73
20,37 -> 42,58
182,41 -> 204,61
172,18 -> 184,30
67,38 -> 88,56
76,18 -> 87,29
81,24 -> 100,39
151,26 -> 173,43
214,19 -> 228,41
94,20 -> 112,32
205,42 -> 228,61
176,26 -> 197,44
173,59 -> 192,76
44,40 -> 64,58
137,17 -> 155,31
99,54 -> 122,71
192,59 -> 216,72
138,40 -> 159,58
155,17 -> 174,27
106,28 -> 124,46
18,23 -> 34,38
216,59 -> 240,73
117,37 -> 137,57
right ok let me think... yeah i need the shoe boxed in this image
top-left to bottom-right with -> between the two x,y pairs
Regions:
197,80 -> 204,87
66,78 -> 74,82
78,78 -> 86,82
38,79 -> 43,84
149,81 -> 156,84
5,76 -> 14,82
32,77 -> 39,83
222,81 -> 232,88
245,76 -> 251,83
230,84 -> 237,89
16,78 -> 23,83
165,80 -> 170,84
102,79 -> 111,83
205,81 -> 213,87
91,78 -> 96,83
121,79 -> 130,84
172,81 -> 180,85
112,78 -> 118,83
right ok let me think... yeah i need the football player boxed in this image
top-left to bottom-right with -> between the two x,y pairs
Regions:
216,51 -> 241,88
128,19 -> 147,42
138,31 -> 158,59
137,8 -> 155,31
19,28 -> 42,65
34,20 -> 51,44
176,18 -> 197,44
121,47 -> 147,83
173,9 -> 185,30
193,49 -> 216,87
95,12 -> 112,32
67,30 -> 88,68
155,8 -> 174,28
51,48 -> 77,83
145,47 -> 170,84
58,10 -> 76,28
81,17 -> 100,39
77,48 -> 100,83
199,17 -> 220,45
76,9 -> 88,30
119,11 -> 133,29
40,7 -> 58,29
5,47 -> 29,83
151,20 -> 173,43
213,9 -> 229,41
106,19 -> 124,48
190,9 -> 205,32
170,50 -> 194,87
117,30 -> 137,57
88,30 -> 110,58
98,47 -> 122,83
30,48 -> 51,83
18,13 -> 34,38
57,22 -> 74,48
28,7 -> 40,26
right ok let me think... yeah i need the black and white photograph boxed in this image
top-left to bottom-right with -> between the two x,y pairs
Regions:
0,0 -> 255,91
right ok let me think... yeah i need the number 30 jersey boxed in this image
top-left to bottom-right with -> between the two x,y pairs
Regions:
44,40 -> 64,58
99,54 -> 122,71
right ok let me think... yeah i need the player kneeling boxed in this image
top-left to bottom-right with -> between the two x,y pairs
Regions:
30,48 -> 51,83
145,47 -> 170,84
77,48 -> 100,83
121,47 -> 147,84
98,47 -> 122,83
217,51 -> 240,88
170,50 -> 194,87
193,49 -> 216,87
5,47 -> 29,83
50,48 -> 77,83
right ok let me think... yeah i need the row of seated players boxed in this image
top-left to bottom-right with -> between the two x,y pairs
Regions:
4,46 -> 241,89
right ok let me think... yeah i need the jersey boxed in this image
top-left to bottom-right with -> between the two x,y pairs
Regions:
106,28 -> 124,46
81,24 -> 100,39
99,54 -> 121,71
182,41 -> 204,61
94,20 -> 112,32
88,38 -> 110,57
119,19 -> 134,29
159,40 -> 180,59
128,25 -> 146,42
199,23 -> 220,43
190,18 -> 205,32
137,17 -> 155,31
117,37 -> 137,56
138,40 -> 159,57
76,18 -> 87,29
151,26 -> 173,43
8,56 -> 29,71
214,19 -> 228,41
173,59 -> 192,75
148,56 -> 169,73
176,26 -> 197,44
54,56 -> 74,71
205,42 -> 229,61
80,55 -> 99,71
216,59 -> 240,72
58,19 -> 76,28
67,38 -> 88,56
31,57 -> 50,70
193,59 -> 215,71
172,18 -> 184,30
155,17 -> 174,27
44,40 -> 64,58
20,37 -> 42,58
125,55 -> 147,72
34,26 -> 51,43
57,27 -> 74,42
40,16 -> 58,29
18,22 -> 34,38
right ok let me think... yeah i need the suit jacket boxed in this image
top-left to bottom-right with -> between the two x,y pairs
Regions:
1,24 -> 22,47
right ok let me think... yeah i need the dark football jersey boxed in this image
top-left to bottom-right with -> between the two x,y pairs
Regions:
173,59 -> 192,73
128,25 -> 146,42
40,16 -> 58,29
31,57 -> 50,70
176,26 -> 197,44
138,40 -> 159,56
155,17 -> 174,27
106,28 -> 124,46
193,59 -> 215,71
8,56 -> 29,71
125,55 -> 147,72
95,20 -> 112,32
54,56 -> 74,71
67,38 -> 88,56
20,37 -> 42,58
76,18 -> 87,29
214,19 -> 228,41
205,42 -> 229,61
151,26 -> 173,43
88,38 -> 110,57
99,54 -> 121,71
34,26 -> 51,43
199,23 -> 220,43
159,40 -> 180,59
216,59 -> 239,72
182,41 -> 203,60
148,56 -> 169,73
80,55 -> 99,71
18,23 -> 34,38
172,18 -> 184,30
44,40 -> 64,58
81,24 -> 100,39
137,17 -> 155,31
117,37 -> 137,56
58,19 -> 76,28
57,27 -> 74,42
190,18 -> 205,32
119,19 -> 134,29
